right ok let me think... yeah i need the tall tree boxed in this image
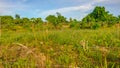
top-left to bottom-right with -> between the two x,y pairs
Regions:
117,15 -> 120,23
14,14 -> 21,24
82,6 -> 109,22
82,6 -> 118,27
46,15 -> 58,27
56,12 -> 66,23
36,18 -> 43,24
15,14 -> 20,19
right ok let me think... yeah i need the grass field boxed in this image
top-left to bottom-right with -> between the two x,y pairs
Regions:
0,24 -> 120,68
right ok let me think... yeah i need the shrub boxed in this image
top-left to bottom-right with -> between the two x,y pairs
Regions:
92,23 -> 101,29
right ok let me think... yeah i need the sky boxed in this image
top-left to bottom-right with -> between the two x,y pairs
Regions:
0,0 -> 120,20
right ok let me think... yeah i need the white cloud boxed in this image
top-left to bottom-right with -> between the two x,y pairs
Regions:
93,0 -> 107,3
0,9 -> 13,15
38,0 -> 108,20
0,0 -> 28,15
40,4 -> 93,16
0,0 -> 119,20
0,1 -> 26,8
38,4 -> 94,20
102,0 -> 120,4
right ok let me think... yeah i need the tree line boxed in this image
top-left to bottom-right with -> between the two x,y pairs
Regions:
0,6 -> 120,30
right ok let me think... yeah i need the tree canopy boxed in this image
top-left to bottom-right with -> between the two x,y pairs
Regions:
0,6 -> 119,30
45,12 -> 67,27
82,6 -> 117,23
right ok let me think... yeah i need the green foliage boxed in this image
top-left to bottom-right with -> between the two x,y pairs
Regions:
56,12 -> 67,23
14,19 -> 22,25
21,17 -> 30,23
14,14 -> 22,25
56,54 -> 71,65
45,15 -> 58,27
45,12 -> 67,28
91,6 -> 108,22
81,6 -> 118,29
30,17 -> 43,24
0,6 -> 120,68
0,16 -> 14,29
36,18 -> 43,23
1,26 -> 120,67
1,16 -> 13,24
92,23 -> 101,29
82,14 -> 95,23
70,22 -> 76,28
69,18 -> 80,29
0,6 -> 119,30
15,14 -> 20,19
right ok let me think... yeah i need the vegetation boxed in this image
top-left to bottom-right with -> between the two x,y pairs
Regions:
0,6 -> 120,68
82,6 -> 119,29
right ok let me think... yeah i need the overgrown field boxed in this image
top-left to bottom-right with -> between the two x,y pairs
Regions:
0,25 -> 120,68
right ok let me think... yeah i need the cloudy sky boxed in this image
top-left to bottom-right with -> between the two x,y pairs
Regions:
0,0 -> 120,20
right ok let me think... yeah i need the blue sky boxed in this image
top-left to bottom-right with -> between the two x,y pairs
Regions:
0,0 -> 120,20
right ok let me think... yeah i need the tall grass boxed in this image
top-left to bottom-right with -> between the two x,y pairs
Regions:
0,26 -> 120,68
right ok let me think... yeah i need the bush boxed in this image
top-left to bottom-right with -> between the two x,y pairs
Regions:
92,23 -> 101,29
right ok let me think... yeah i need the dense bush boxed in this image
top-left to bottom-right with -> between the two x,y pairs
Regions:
92,23 -> 101,29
